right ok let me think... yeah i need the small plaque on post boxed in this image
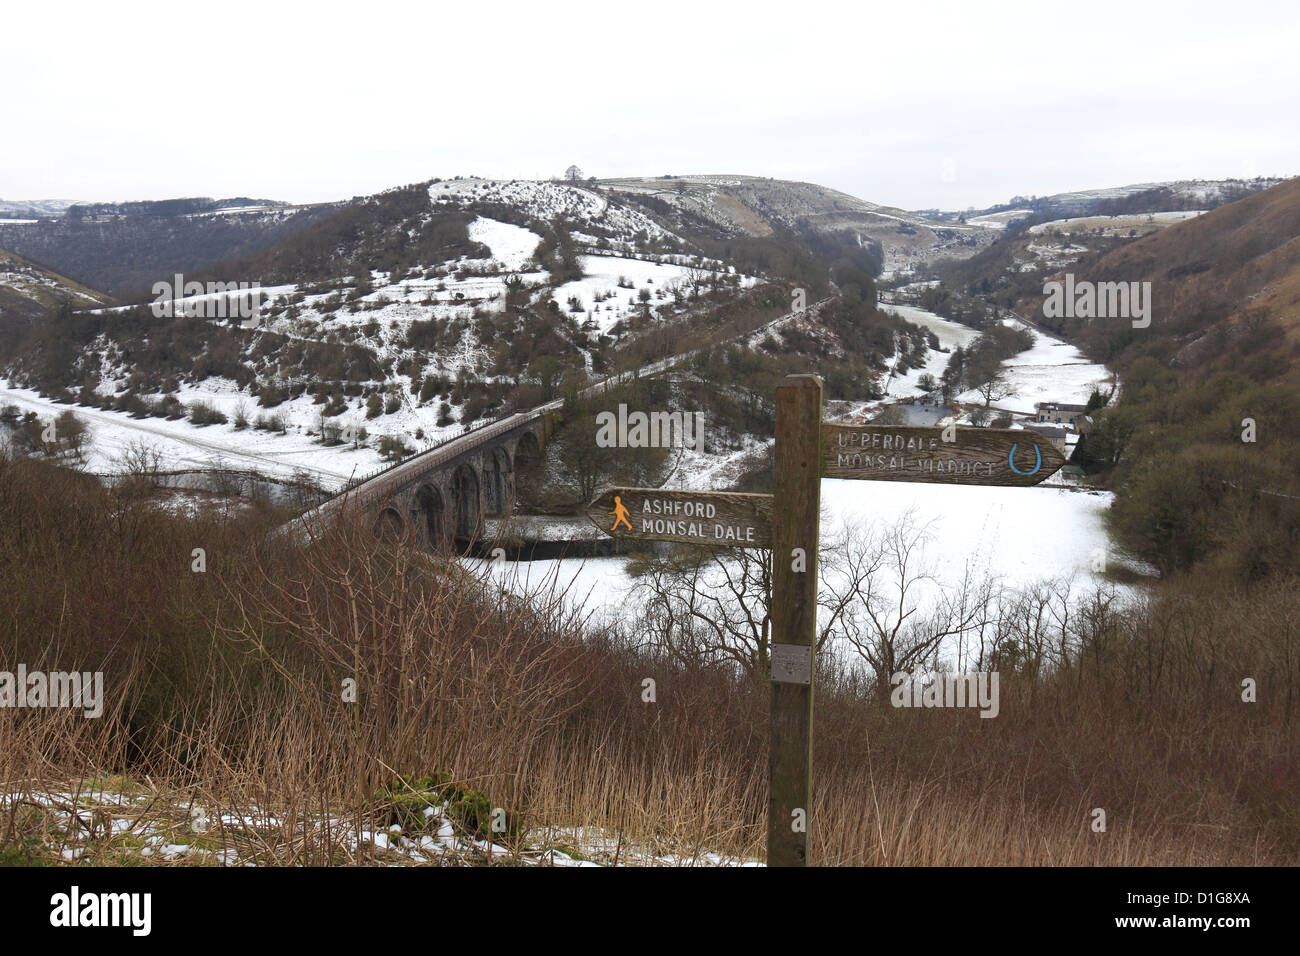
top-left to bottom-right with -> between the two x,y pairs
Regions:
770,643 -> 812,685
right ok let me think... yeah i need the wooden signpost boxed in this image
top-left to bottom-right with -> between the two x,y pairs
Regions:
587,375 -> 1066,867
823,422 -> 1066,486
586,488 -> 774,548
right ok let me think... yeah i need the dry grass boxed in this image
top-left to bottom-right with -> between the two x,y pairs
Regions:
0,454 -> 1296,866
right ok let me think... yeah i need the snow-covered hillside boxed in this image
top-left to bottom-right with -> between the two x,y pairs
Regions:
925,177 -> 1285,228
1027,210 -> 1204,237
1009,212 -> 1207,273
432,179 -> 670,242
4,177 -> 762,488
0,264 -> 105,308
878,305 -> 980,399
0,378 -> 385,486
554,254 -> 756,334
602,174 -> 996,274
0,198 -> 88,218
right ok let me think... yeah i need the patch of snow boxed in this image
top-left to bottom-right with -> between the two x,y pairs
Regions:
467,216 -> 541,271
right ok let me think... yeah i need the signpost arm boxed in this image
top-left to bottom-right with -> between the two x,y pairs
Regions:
768,373 -> 822,867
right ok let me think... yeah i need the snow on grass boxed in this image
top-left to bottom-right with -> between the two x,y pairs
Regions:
480,551 -> 638,617
181,204 -> 278,217
2,783 -> 760,866
430,178 -> 671,241
467,215 -> 541,270
886,305 -> 981,350
1021,239 -> 1090,270
554,254 -> 755,334
1028,210 -> 1204,237
659,432 -> 772,491
86,282 -> 298,318
823,478 -> 1118,591
1,267 -> 106,305
1170,179 -> 1282,203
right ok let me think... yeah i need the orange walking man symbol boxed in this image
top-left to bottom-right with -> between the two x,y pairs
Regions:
609,495 -> 632,532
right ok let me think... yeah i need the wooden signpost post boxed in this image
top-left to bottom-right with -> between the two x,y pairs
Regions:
767,374 -> 822,868
587,375 -> 1065,867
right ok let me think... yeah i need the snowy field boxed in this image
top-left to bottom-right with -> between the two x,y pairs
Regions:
958,317 -> 1113,414
1018,239 -> 1091,271
880,303 -> 1111,415
820,478 -> 1118,608
468,215 -> 539,270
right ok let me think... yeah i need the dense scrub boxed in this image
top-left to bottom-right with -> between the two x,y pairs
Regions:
0,455 -> 1294,865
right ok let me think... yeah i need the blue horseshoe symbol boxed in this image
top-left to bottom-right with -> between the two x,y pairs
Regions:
1008,442 -> 1042,476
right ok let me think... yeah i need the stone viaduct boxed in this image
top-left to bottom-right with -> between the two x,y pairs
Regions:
315,402 -> 560,548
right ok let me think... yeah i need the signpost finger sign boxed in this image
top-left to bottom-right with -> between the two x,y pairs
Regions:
586,374 -> 1067,867
586,488 -> 774,548
823,422 -> 1065,486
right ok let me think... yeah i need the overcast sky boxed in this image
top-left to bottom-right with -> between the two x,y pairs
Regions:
5,0 -> 1297,211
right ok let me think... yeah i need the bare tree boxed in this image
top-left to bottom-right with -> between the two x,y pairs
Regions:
629,544 -> 774,682
974,370 -> 1015,408
115,440 -> 164,482
627,507 -> 873,684
626,510 -> 997,694
821,512 -> 997,700
684,268 -> 708,300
